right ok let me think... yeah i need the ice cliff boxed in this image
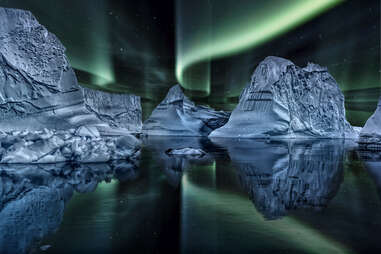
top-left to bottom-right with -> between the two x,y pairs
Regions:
359,96 -> 381,150
83,88 -> 142,134
0,7 -> 93,131
0,7 -> 142,134
143,85 -> 230,136
0,8 -> 142,162
209,56 -> 356,139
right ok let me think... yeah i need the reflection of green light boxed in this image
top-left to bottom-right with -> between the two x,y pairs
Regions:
96,179 -> 118,192
181,175 -> 353,254
176,0 -> 343,95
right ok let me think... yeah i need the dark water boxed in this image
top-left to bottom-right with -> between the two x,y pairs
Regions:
1,137 -> 381,254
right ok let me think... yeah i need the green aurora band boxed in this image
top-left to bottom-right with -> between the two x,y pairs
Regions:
176,0 -> 344,95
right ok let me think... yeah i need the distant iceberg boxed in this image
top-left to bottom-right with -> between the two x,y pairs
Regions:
143,85 -> 230,136
359,96 -> 381,150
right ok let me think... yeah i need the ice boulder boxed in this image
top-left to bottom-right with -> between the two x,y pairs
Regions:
359,96 -> 381,150
143,85 -> 230,136
209,56 -> 355,139
0,129 -> 141,164
165,147 -> 206,157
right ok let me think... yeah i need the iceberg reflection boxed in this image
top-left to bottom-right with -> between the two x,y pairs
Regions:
0,161 -> 139,254
143,136 -> 215,187
359,150 -> 381,202
214,139 -> 345,219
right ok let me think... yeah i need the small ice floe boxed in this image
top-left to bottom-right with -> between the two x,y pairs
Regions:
165,148 -> 206,157
40,245 -> 51,251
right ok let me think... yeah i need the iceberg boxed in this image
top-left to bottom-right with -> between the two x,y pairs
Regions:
143,85 -> 230,136
0,7 -> 96,131
0,7 -> 142,134
0,8 -> 142,162
359,96 -> 381,150
209,56 -> 355,139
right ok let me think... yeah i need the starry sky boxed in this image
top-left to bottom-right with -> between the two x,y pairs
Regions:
0,0 -> 379,125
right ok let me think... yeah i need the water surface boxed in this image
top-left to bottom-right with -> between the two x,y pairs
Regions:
0,137 -> 380,253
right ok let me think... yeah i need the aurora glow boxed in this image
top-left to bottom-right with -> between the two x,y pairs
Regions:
0,0 -> 377,124
70,0 -> 115,87
181,173 -> 354,254
176,0 -> 344,95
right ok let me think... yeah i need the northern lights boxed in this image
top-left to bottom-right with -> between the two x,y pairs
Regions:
0,0 -> 379,124
176,0 -> 344,95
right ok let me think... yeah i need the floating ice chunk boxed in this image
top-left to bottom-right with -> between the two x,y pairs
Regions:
165,147 -> 206,157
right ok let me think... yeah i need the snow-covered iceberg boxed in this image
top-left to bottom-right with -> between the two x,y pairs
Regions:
209,56 -> 356,139
359,96 -> 381,150
0,7 -> 96,131
0,8 -> 142,134
143,85 -> 230,136
0,8 -> 142,162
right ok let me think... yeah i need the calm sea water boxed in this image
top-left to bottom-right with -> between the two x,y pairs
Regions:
1,137 -> 380,254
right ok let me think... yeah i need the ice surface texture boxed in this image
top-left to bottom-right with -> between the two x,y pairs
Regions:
0,7 -> 91,131
83,87 -> 142,134
0,162 -> 138,254
0,128 -> 141,163
143,85 -> 230,136
209,56 -> 356,139
359,96 -> 381,150
0,8 -> 142,163
0,7 -> 142,134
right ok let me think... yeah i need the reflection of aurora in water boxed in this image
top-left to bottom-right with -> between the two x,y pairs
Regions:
1,141 -> 381,253
179,140 -> 350,253
181,174 -> 353,254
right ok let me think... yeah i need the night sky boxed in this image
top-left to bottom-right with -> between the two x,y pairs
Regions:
0,0 -> 379,125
